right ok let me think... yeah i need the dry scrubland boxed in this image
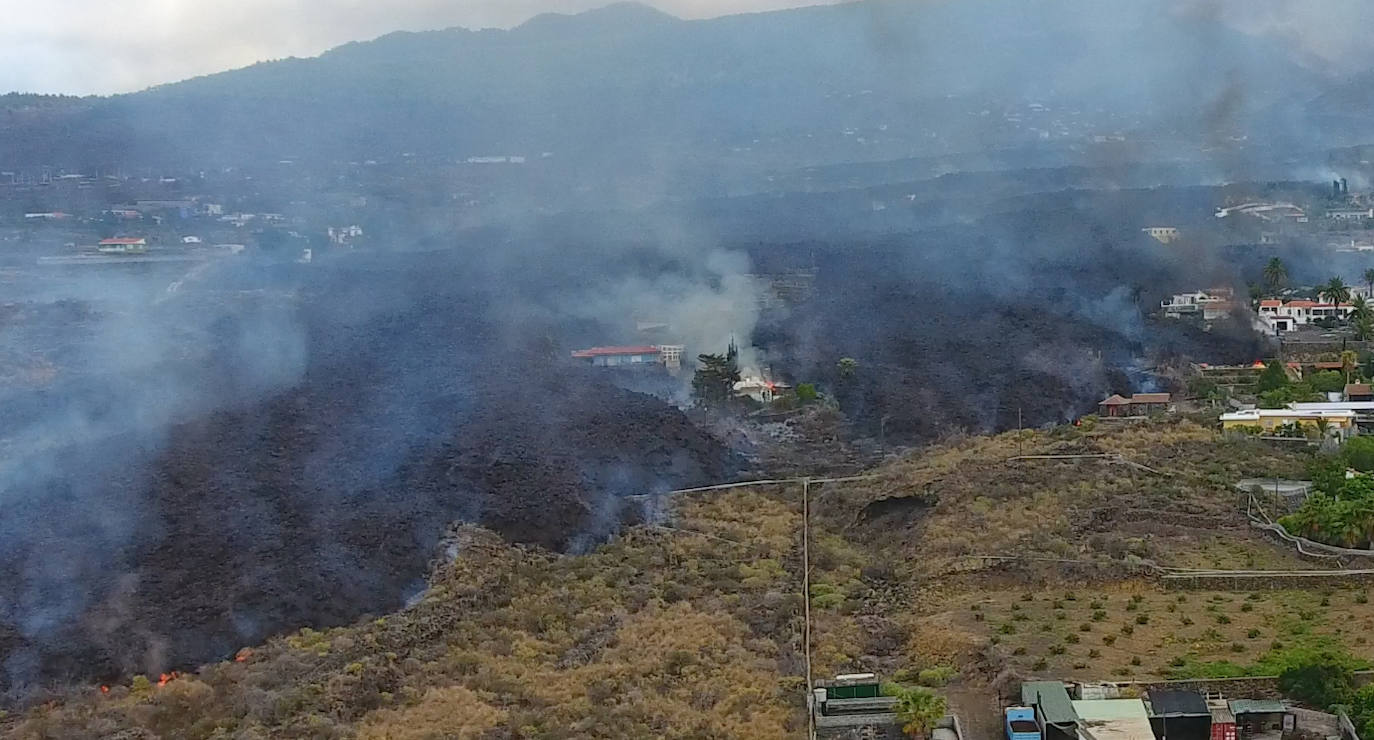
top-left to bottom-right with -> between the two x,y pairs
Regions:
8,419 -> 1371,739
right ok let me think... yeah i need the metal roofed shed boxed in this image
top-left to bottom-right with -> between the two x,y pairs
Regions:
1228,700 -> 1289,740
1148,689 -> 1212,740
1228,700 -> 1285,715
1072,699 -> 1156,740
1022,681 -> 1080,740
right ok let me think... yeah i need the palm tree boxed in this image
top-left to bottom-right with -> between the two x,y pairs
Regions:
894,688 -> 947,740
1357,315 -> 1374,342
1353,296 -> 1372,323
1263,258 -> 1288,295
1344,349 -> 1360,385
1323,277 -> 1351,321
1364,268 -> 1374,298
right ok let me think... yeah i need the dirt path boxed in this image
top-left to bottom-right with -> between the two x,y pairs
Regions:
946,686 -> 1002,740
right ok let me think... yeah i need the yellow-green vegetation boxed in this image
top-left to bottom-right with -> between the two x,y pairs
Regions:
943,587 -> 1374,681
5,490 -> 804,739
8,418 -> 1371,739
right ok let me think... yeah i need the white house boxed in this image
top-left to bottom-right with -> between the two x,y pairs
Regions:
181,236 -> 202,244
328,225 -> 364,245
1257,299 -> 1353,333
1327,208 -> 1374,221
1161,290 -> 1232,320
1143,227 -> 1180,244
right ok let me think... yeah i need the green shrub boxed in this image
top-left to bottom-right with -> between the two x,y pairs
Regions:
1136,614 -> 1150,625
1080,623 -> 1092,632
1216,615 -> 1231,625
917,666 -> 957,687
1065,634 -> 1080,645
1248,629 -> 1262,639
1103,635 -> 1117,646
1092,610 -> 1107,622
1121,624 -> 1135,635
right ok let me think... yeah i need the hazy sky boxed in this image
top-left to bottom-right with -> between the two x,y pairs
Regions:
1,0 -> 844,95
5,0 -> 1373,96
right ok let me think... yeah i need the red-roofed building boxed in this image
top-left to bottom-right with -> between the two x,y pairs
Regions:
1099,393 -> 1173,417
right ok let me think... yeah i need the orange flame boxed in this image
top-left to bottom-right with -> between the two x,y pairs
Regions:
235,648 -> 253,663
99,685 -> 109,695
156,671 -> 180,688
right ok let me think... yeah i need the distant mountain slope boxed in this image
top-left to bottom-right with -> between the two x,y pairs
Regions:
0,0 -> 1337,171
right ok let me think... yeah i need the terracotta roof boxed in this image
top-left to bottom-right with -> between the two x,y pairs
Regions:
1259,300 -> 1281,308
570,346 -> 662,359
1348,384 -> 1372,396
1100,395 -> 1132,406
1286,300 -> 1317,308
1311,362 -> 1344,370
1131,393 -> 1171,404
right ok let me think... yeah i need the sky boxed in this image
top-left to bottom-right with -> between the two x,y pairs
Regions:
5,0 -> 1374,96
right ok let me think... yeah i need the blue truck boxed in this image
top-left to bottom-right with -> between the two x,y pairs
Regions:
1007,706 -> 1042,740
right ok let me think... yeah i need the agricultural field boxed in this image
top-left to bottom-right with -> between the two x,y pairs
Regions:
937,586 -> 1372,682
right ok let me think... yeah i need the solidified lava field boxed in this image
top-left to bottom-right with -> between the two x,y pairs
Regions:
0,254 -> 739,695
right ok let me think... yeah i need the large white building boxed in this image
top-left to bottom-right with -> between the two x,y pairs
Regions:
1257,299 -> 1353,333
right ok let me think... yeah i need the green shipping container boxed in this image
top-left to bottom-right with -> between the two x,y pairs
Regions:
828,683 -> 880,700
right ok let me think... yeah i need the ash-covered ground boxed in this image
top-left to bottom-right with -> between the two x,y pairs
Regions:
0,251 -> 741,696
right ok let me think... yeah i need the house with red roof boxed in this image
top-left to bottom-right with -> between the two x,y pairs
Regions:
1099,393 -> 1173,418
1257,298 -> 1352,333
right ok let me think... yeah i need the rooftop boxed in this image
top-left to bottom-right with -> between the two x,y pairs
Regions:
570,346 -> 662,359
1221,408 -> 1356,422
1147,689 -> 1209,718
1022,681 -> 1078,728
1101,393 -> 1171,405
1072,699 -> 1155,740
1229,699 -> 1286,715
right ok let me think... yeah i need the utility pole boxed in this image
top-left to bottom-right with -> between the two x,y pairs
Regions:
1018,406 -> 1024,458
